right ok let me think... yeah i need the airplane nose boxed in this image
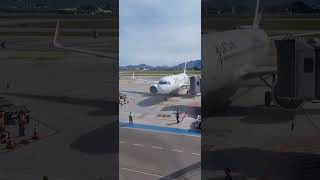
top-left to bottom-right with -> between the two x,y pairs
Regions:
150,85 -> 158,94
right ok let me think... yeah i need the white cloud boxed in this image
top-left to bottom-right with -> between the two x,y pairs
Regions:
120,0 -> 201,66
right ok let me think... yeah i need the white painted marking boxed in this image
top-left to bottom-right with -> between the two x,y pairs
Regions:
152,146 -> 164,150
171,149 -> 183,153
192,153 -> 201,156
120,141 -> 126,144
133,144 -> 144,147
121,167 -> 177,180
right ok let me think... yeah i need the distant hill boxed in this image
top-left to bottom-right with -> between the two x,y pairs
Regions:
120,60 -> 201,70
124,64 -> 153,70
172,60 -> 201,70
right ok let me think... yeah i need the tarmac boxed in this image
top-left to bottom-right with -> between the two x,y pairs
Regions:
120,128 -> 200,180
119,75 -> 201,129
202,78 -> 320,180
119,73 -> 201,180
0,34 -> 118,179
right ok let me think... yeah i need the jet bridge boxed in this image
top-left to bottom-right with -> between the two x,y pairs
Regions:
189,76 -> 201,95
274,38 -> 320,105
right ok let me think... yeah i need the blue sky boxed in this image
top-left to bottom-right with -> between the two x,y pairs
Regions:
120,0 -> 201,66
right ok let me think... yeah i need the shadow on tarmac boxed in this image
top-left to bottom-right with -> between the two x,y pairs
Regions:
162,105 -> 201,118
121,90 -> 153,96
121,90 -> 167,106
162,161 -> 201,180
209,105 -> 320,124
0,92 -> 118,116
70,120 -> 118,155
202,147 -> 320,180
137,95 -> 167,107
225,105 -> 296,124
122,90 -> 196,107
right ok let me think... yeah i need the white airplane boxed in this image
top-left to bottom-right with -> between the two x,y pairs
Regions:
132,62 -> 190,95
151,63 -> 189,95
203,0 -> 320,110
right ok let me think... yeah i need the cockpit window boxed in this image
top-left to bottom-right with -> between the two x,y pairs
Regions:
159,80 -> 170,85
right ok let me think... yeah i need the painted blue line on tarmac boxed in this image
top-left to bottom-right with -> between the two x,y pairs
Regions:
119,122 -> 201,137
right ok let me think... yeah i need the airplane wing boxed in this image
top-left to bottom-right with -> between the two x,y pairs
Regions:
53,20 -> 118,60
241,66 -> 276,79
181,84 -> 190,88
133,77 -> 158,84
269,32 -> 320,40
128,72 -> 158,84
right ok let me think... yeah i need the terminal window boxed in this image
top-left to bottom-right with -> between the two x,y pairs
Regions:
304,58 -> 314,73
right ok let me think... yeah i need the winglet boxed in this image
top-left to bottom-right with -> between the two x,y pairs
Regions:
184,61 -> 187,74
53,20 -> 61,47
132,72 -> 135,80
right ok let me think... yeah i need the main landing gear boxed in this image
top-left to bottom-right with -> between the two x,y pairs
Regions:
264,91 -> 272,107
260,73 -> 276,107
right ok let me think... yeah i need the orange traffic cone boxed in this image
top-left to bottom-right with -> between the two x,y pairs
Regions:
6,136 -> 15,149
32,127 -> 39,140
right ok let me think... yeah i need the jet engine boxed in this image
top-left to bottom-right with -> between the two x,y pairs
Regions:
150,85 -> 158,94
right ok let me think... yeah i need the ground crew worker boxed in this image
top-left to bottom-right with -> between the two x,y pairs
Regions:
119,96 -> 123,106
176,109 -> 180,123
224,168 -> 232,180
123,96 -> 127,104
129,112 -> 133,125
18,111 -> 26,137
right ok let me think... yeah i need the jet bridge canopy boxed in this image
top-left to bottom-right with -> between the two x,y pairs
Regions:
275,38 -> 320,100
189,76 -> 201,95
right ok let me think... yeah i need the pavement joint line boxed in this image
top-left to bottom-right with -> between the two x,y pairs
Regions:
120,141 -> 200,156
121,167 -> 178,180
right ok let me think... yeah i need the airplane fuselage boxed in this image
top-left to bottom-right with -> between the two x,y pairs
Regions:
150,73 -> 189,94
202,28 -> 277,107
